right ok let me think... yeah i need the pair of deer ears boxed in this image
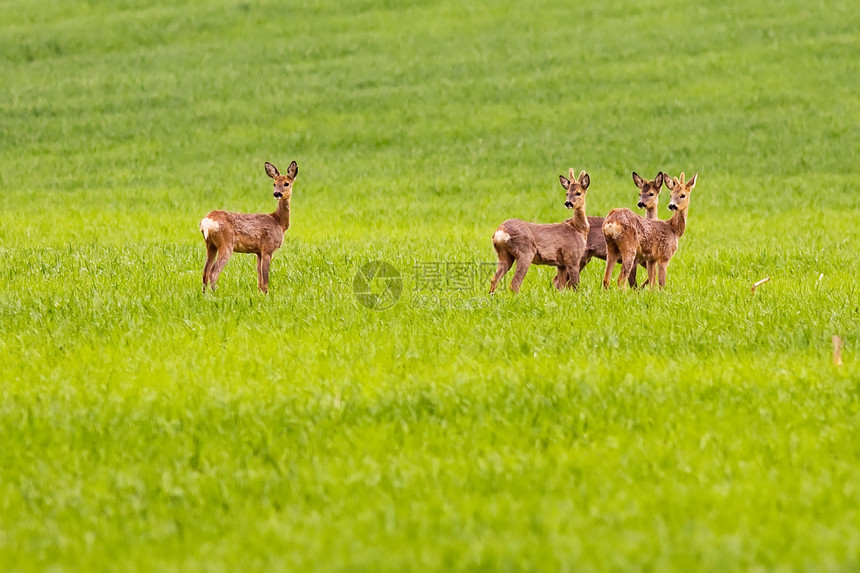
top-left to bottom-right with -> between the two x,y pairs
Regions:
559,169 -> 590,190
632,172 -> 664,190
633,171 -> 698,191
665,172 -> 698,191
265,161 -> 298,180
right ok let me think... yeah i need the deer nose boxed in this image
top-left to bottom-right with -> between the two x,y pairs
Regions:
668,203 -> 677,211
564,201 -> 573,208
274,191 -> 283,198
637,202 -> 645,208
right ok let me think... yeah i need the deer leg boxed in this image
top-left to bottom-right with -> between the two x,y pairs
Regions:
617,249 -> 636,290
555,267 -> 568,291
579,254 -> 591,273
647,261 -> 657,290
553,265 -> 572,289
509,255 -> 533,293
207,248 -> 233,290
640,260 -> 651,288
490,251 -> 513,294
566,265 -> 581,290
657,260 -> 669,289
255,254 -> 263,291
259,253 -> 272,293
202,243 -> 217,292
627,261 -> 639,289
603,242 -> 618,289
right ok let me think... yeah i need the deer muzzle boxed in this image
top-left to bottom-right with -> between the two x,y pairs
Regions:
668,203 -> 677,211
564,201 -> 574,208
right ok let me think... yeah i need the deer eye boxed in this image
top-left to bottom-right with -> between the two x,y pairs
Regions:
575,192 -> 581,196
681,194 -> 686,198
649,193 -> 654,196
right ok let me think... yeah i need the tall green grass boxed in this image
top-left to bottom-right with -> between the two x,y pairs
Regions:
1,0 -> 859,570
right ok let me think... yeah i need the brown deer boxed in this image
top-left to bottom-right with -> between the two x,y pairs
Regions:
602,172 -> 698,290
199,161 -> 297,293
564,171 -> 664,288
490,169 -> 591,293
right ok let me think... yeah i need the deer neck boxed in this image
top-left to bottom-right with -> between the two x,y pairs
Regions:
669,206 -> 687,237
645,204 -> 659,220
565,205 -> 589,234
272,197 -> 291,231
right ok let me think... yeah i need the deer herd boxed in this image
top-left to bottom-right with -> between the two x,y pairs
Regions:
491,168 -> 698,292
199,161 -> 698,294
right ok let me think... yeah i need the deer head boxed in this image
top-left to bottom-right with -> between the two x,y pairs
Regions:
265,161 -> 298,200
559,168 -> 590,210
665,172 -> 697,211
632,171 -> 663,211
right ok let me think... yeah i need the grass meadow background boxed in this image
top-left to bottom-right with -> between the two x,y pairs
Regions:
1,0 -> 859,570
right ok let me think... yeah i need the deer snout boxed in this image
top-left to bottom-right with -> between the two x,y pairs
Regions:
274,191 -> 283,198
637,202 -> 646,208
668,203 -> 677,211
564,201 -> 574,208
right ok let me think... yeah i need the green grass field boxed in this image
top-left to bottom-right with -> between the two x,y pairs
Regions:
2,0 -> 859,570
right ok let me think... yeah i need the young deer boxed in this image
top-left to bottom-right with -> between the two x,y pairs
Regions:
573,171 -> 664,288
199,161 -> 297,293
490,169 -> 590,293
602,172 -> 698,290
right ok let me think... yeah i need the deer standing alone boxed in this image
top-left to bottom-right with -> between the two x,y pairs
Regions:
490,169 -> 591,293
560,171 -> 664,289
602,172 -> 698,290
199,161 -> 297,293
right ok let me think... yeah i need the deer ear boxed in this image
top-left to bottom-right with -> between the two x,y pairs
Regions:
559,175 -> 571,190
664,176 -> 676,190
654,172 -> 664,189
579,172 -> 590,190
287,161 -> 298,179
265,162 -> 280,179
686,172 -> 697,190
632,172 -> 644,189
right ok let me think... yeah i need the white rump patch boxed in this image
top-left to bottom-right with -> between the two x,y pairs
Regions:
493,229 -> 511,245
603,221 -> 622,239
199,217 -> 220,240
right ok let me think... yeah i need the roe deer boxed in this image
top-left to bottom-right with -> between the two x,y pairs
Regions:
602,172 -> 698,290
490,169 -> 590,293
199,161 -> 297,293
565,171 -> 664,289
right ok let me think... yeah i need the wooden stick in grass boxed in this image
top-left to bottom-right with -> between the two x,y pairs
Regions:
833,335 -> 843,367
751,277 -> 770,293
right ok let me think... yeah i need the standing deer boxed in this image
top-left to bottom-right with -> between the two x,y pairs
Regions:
602,172 -> 698,290
490,169 -> 591,293
199,161 -> 297,293
563,171 -> 664,288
